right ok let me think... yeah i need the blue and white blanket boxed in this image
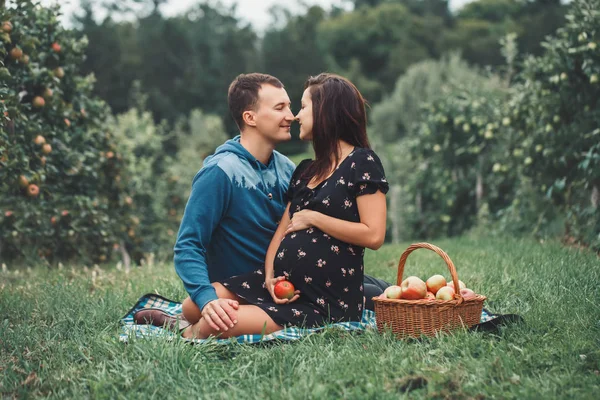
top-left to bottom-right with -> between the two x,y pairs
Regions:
120,293 -> 498,344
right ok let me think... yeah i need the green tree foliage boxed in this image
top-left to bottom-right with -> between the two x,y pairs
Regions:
371,54 -> 512,240
318,1 -> 444,101
448,0 -> 566,67
503,0 -> 600,249
75,1 -> 259,132
0,0 -> 134,263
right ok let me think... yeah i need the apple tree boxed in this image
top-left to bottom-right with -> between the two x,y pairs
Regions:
504,0 -> 600,250
0,1 -> 134,264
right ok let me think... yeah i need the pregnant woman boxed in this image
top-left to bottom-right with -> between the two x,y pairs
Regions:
183,73 -> 388,339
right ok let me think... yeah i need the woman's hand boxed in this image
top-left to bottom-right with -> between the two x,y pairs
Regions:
265,275 -> 300,304
284,209 -> 318,236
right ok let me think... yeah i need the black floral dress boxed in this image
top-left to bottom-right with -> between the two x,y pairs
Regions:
221,148 -> 389,327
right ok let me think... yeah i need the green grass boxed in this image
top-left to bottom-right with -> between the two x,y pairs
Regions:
1,235 -> 599,399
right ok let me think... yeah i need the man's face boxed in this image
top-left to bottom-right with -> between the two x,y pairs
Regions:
251,84 -> 294,144
296,87 -> 313,141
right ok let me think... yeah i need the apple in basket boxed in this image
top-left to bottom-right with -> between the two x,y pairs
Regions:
383,285 -> 402,299
447,280 -> 466,290
436,286 -> 455,300
400,276 -> 427,300
460,288 -> 477,300
425,292 -> 436,300
273,280 -> 295,300
426,274 -> 447,294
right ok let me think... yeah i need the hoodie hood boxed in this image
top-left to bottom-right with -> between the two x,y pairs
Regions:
205,135 -> 286,198
206,135 -> 273,168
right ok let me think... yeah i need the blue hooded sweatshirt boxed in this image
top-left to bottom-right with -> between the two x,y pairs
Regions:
174,136 -> 295,311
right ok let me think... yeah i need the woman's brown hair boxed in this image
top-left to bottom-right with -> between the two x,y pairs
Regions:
301,73 -> 370,183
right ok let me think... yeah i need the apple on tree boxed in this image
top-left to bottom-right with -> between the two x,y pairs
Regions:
26,184 -> 39,198
32,96 -> 45,108
18,175 -> 29,188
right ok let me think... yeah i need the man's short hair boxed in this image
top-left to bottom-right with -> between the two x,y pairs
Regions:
228,73 -> 284,130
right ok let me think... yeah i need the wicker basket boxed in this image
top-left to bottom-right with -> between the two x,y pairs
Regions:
373,242 -> 486,339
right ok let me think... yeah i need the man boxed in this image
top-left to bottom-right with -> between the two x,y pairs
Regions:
135,73 -> 388,332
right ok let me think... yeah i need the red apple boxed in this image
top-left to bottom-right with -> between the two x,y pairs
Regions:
425,292 -> 436,300
383,285 -> 402,299
460,288 -> 477,300
32,96 -> 45,108
43,88 -> 53,99
21,54 -> 30,65
2,21 -> 13,33
34,135 -> 46,145
42,144 -> 52,154
426,274 -> 447,294
274,280 -> 295,300
40,156 -> 46,166
4,211 -> 13,217
64,118 -> 71,127
51,42 -> 61,53
400,276 -> 427,300
9,47 -> 22,61
50,216 -> 57,225
27,184 -> 39,197
436,286 -> 455,300
447,280 -> 466,290
61,210 -> 69,217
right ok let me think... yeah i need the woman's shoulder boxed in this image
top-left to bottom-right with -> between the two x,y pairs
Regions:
349,147 -> 382,162
291,159 -> 313,180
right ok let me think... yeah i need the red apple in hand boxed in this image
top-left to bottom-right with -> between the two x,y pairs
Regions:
426,274 -> 447,294
436,286 -> 455,300
447,280 -> 466,290
274,280 -> 295,300
383,285 -> 402,299
460,288 -> 477,300
400,276 -> 427,300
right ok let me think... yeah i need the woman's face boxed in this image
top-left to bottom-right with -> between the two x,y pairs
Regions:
296,88 -> 313,141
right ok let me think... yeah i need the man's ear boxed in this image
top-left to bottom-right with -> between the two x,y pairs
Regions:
242,110 -> 257,127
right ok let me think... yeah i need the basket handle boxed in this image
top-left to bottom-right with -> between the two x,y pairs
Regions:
396,242 -> 462,301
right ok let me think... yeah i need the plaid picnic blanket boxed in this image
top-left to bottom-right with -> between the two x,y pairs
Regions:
120,293 -> 499,344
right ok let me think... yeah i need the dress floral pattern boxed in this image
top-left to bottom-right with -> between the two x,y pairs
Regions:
221,148 -> 388,327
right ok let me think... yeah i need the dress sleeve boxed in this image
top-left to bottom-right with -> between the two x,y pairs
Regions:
349,149 -> 389,197
285,159 -> 312,202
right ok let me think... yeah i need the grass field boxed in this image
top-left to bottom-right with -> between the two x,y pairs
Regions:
1,235 -> 599,399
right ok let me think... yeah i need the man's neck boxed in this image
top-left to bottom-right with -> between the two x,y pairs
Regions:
239,130 -> 276,165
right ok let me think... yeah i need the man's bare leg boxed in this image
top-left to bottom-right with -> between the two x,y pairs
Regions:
181,282 -> 246,324
182,304 -> 282,339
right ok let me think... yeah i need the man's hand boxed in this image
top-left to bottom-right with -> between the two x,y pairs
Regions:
265,275 -> 300,304
284,209 -> 317,236
202,298 -> 239,331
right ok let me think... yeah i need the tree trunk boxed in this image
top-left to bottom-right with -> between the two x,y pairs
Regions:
390,184 -> 402,244
476,158 -> 484,213
120,240 -> 131,272
591,183 -> 599,209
